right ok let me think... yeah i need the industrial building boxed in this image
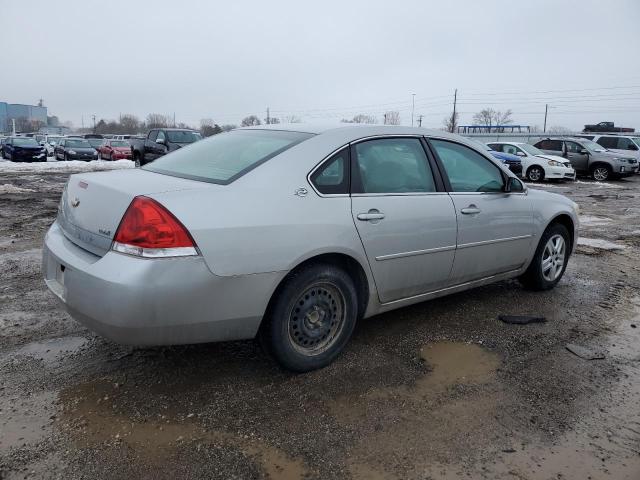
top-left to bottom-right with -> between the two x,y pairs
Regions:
0,101 -> 48,133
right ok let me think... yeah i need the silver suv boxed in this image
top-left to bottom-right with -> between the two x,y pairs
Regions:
534,137 -> 638,181
577,134 -> 640,161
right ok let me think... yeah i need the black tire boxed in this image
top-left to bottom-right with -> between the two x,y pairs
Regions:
519,223 -> 570,291
261,263 -> 358,372
591,164 -> 611,181
526,165 -> 545,182
64,153 -> 69,161
134,153 -> 142,167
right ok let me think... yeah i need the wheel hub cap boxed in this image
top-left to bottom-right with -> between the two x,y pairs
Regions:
541,234 -> 566,281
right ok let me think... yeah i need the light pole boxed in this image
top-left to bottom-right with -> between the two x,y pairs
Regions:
411,93 -> 416,127
543,104 -> 556,133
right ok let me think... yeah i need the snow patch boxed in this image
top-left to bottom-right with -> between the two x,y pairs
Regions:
525,183 -> 568,189
574,180 -> 623,189
579,215 -> 611,227
0,184 -> 36,194
0,159 -> 134,173
577,237 -> 625,251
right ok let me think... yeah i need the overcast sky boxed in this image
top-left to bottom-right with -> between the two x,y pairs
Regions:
2,0 -> 639,130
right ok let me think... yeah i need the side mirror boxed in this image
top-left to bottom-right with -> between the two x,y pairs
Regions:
156,137 -> 165,145
504,176 -> 524,193
580,149 -> 589,155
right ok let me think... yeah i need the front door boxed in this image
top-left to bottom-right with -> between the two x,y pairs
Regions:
564,141 -> 589,173
350,137 -> 457,303
429,138 -> 533,284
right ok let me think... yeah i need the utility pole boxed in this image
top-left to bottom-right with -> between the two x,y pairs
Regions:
543,104 -> 549,133
266,107 -> 270,125
92,115 -> 96,133
173,112 -> 176,127
450,88 -> 458,133
417,115 -> 423,127
12,118 -> 16,136
384,113 -> 388,125
81,115 -> 84,130
411,93 -> 416,127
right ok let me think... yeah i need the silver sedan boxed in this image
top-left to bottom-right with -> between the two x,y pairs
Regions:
43,125 -> 579,372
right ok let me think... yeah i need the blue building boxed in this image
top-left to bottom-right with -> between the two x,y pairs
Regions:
0,102 -> 48,133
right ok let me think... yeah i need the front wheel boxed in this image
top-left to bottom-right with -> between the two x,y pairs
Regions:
591,165 -> 611,181
261,264 -> 358,372
519,223 -> 570,291
526,165 -> 545,182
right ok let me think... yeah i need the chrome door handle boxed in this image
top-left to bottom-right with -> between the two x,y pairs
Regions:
357,211 -> 385,221
460,205 -> 481,215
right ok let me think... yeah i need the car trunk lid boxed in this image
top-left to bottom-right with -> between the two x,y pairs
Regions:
58,168 -> 211,256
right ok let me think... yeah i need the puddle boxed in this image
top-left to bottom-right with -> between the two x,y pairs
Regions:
0,390 -> 57,453
8,336 -> 88,364
330,342 -> 500,424
59,380 -> 309,479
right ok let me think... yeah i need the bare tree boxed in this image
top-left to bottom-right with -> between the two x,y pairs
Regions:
443,112 -> 460,133
472,108 -> 513,128
120,114 -> 141,134
383,111 -> 401,125
146,113 -> 170,129
241,115 -> 261,127
548,125 -> 572,134
342,114 -> 377,124
220,124 -> 237,132
282,115 -> 302,123
200,118 -> 222,137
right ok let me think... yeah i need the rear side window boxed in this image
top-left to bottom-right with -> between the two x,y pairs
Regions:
352,138 -> 436,194
310,148 -> 349,195
430,139 -> 504,193
144,129 -> 313,184
535,139 -> 563,151
596,136 -> 617,149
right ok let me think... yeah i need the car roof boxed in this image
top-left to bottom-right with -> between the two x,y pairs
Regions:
239,123 -> 462,140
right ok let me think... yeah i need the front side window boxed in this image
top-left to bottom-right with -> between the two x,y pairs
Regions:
167,130 -> 200,143
616,137 -> 636,150
565,141 -> 583,153
430,139 -> 504,193
501,144 -> 521,156
352,138 -> 436,194
148,130 -> 158,142
144,129 -> 313,184
310,148 -> 349,195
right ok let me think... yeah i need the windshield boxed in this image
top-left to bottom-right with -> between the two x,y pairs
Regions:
144,129 -> 314,184
14,138 -> 40,147
518,143 -> 545,156
47,137 -> 61,144
580,139 -> 607,152
110,140 -> 129,147
166,130 -> 201,143
87,139 -> 104,147
66,139 -> 91,148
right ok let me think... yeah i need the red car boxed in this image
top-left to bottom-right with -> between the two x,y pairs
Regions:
98,140 -> 132,160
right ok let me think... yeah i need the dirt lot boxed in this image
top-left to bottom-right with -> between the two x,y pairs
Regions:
1,165 -> 639,479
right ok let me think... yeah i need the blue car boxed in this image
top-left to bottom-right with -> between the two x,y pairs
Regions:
467,138 -> 523,176
2,137 -> 47,162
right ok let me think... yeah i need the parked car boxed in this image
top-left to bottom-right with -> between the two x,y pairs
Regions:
42,135 -> 64,157
466,138 -> 522,176
581,135 -> 640,161
583,122 -> 634,133
86,138 -> 105,151
130,128 -> 202,166
98,139 -> 132,160
2,136 -> 47,162
54,138 -> 99,161
43,125 -> 579,372
487,142 -> 575,182
533,137 -> 638,181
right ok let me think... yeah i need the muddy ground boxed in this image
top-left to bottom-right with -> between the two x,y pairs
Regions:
0,168 -> 639,479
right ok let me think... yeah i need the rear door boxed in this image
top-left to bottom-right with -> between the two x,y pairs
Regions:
350,137 -> 457,303
428,138 -> 533,284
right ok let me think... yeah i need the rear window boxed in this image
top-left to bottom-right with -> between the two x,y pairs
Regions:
143,129 -> 314,184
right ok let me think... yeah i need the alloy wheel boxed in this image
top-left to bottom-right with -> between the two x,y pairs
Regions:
593,167 -> 609,181
528,167 -> 542,182
288,282 -> 346,356
541,234 -> 566,282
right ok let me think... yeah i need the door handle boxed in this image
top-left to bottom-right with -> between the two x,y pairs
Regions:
460,205 -> 481,215
357,211 -> 385,221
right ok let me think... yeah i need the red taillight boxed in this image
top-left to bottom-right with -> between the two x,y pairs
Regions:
112,196 -> 197,257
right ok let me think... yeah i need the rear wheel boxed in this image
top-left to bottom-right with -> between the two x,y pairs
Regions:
519,223 -> 570,291
526,165 -> 545,182
591,164 -> 611,181
261,264 -> 358,372
134,153 -> 142,167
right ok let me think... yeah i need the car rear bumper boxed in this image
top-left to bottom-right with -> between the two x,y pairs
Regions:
42,221 -> 283,346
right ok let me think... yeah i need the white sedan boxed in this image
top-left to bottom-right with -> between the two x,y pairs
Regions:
487,142 -> 576,182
